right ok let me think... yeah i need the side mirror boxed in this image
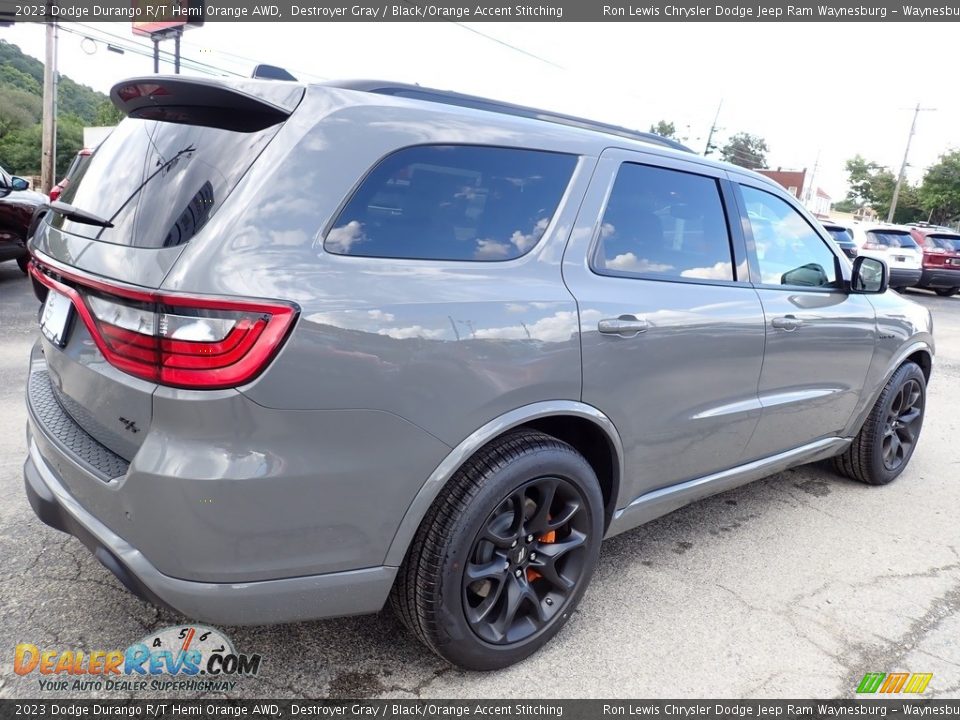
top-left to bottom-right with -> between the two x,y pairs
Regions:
11,176 -> 30,192
851,255 -> 888,294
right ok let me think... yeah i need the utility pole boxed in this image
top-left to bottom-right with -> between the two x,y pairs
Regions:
40,18 -> 58,194
804,150 -> 820,206
703,100 -> 723,157
887,103 -> 935,223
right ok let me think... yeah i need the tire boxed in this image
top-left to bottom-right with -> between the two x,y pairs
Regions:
391,429 -> 604,670
833,362 -> 926,486
16,255 -> 29,274
934,288 -> 959,297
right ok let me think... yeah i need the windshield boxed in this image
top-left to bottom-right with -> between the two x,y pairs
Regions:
825,227 -> 853,244
53,117 -> 282,248
865,230 -> 919,249
927,234 -> 960,252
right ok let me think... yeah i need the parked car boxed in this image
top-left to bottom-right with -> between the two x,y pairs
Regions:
49,148 -> 93,202
849,222 -> 924,291
24,76 -> 934,670
0,165 -> 46,273
820,220 -> 858,260
907,224 -> 960,297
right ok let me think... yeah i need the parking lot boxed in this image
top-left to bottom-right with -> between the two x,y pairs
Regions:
1,261 -> 958,700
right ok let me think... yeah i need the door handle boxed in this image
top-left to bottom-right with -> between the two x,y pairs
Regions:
771,315 -> 803,331
598,315 -> 648,337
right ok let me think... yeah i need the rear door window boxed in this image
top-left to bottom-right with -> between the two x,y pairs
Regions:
591,163 -> 737,281
325,145 -> 576,261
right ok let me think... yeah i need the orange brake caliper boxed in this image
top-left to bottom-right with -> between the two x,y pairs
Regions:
526,527 -> 556,582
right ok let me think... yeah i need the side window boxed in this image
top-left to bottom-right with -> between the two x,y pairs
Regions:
325,145 -> 576,261
741,186 -> 838,288
592,163 -> 735,282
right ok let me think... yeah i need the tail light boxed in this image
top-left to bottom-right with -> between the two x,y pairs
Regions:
30,259 -> 297,390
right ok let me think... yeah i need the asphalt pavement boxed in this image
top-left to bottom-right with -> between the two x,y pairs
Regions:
1,261 -> 958,699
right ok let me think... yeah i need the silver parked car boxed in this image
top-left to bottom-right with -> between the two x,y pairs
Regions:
25,77 -> 934,670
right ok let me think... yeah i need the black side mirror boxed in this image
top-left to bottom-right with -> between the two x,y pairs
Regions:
11,176 -> 30,192
850,255 -> 888,294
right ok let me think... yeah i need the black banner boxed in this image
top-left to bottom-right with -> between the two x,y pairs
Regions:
0,0 -> 956,22
2,700 -> 960,720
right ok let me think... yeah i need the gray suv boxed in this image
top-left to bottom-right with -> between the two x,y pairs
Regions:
24,77 -> 934,670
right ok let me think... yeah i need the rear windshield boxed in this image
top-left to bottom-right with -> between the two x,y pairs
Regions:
824,227 -> 853,243
927,234 -> 960,251
865,230 -> 919,249
53,118 -> 281,248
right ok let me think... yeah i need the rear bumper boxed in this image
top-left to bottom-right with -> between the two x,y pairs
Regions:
918,268 -> 960,289
889,268 -> 922,288
24,438 -> 397,625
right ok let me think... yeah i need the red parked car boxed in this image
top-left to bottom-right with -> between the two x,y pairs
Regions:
909,224 -> 960,297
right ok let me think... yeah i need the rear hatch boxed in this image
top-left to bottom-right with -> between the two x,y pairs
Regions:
29,76 -> 303,464
861,229 -> 922,269
922,233 -> 960,270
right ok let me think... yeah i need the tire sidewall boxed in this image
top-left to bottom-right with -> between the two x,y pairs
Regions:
433,445 -> 603,670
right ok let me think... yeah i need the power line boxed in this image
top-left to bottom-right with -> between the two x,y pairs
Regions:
449,22 -> 566,70
66,23 -> 242,77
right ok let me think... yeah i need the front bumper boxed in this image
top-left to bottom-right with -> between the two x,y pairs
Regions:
24,439 -> 397,625
889,268 -> 922,289
919,267 -> 960,289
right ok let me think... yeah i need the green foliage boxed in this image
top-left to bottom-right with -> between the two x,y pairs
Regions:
94,99 -> 124,127
0,113 -> 85,178
649,120 -> 678,140
844,155 -> 925,223
831,197 -> 859,213
720,132 -> 769,169
0,39 -> 115,180
0,85 -> 42,135
918,150 -> 960,224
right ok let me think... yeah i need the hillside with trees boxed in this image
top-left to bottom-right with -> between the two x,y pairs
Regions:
0,39 -> 122,178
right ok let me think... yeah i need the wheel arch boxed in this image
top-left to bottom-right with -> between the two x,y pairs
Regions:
844,341 -> 933,439
383,401 -> 624,567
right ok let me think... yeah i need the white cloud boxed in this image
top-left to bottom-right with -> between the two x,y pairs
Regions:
325,221 -> 366,253
680,261 -> 733,280
378,325 -> 445,340
607,253 -> 674,273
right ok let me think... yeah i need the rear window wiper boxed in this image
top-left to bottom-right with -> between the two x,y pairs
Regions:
49,200 -> 115,228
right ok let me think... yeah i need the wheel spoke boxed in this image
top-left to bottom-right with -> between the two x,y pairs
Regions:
465,558 -> 507,584
525,479 -> 558,535
898,407 -> 921,426
529,551 -> 575,593
490,574 -> 525,640
466,576 -> 507,624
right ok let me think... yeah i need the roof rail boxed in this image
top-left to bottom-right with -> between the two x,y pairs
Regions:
327,80 -> 694,154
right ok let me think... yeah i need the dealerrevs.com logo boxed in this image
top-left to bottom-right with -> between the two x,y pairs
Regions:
14,625 -> 262,693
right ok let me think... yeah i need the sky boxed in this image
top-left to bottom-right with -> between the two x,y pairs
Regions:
1,21 -> 956,201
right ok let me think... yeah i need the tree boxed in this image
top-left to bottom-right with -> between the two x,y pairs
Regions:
0,113 -> 84,177
720,132 -> 768,169
649,120 -> 678,141
94,99 -> 124,126
919,150 -> 960,224
843,155 -> 925,223
831,197 -> 859,213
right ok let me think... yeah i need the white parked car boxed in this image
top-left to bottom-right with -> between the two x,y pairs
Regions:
849,223 -> 923,291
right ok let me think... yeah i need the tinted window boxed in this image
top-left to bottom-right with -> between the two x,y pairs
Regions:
326,145 -> 576,261
927,234 -> 960,251
53,118 -> 282,248
824,226 -> 853,244
741,186 -> 838,288
593,163 -> 734,281
865,230 -> 918,249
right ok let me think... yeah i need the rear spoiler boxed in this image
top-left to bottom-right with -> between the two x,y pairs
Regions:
110,76 -> 304,133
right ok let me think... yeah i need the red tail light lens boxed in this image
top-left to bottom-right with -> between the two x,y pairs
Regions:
30,260 -> 298,390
